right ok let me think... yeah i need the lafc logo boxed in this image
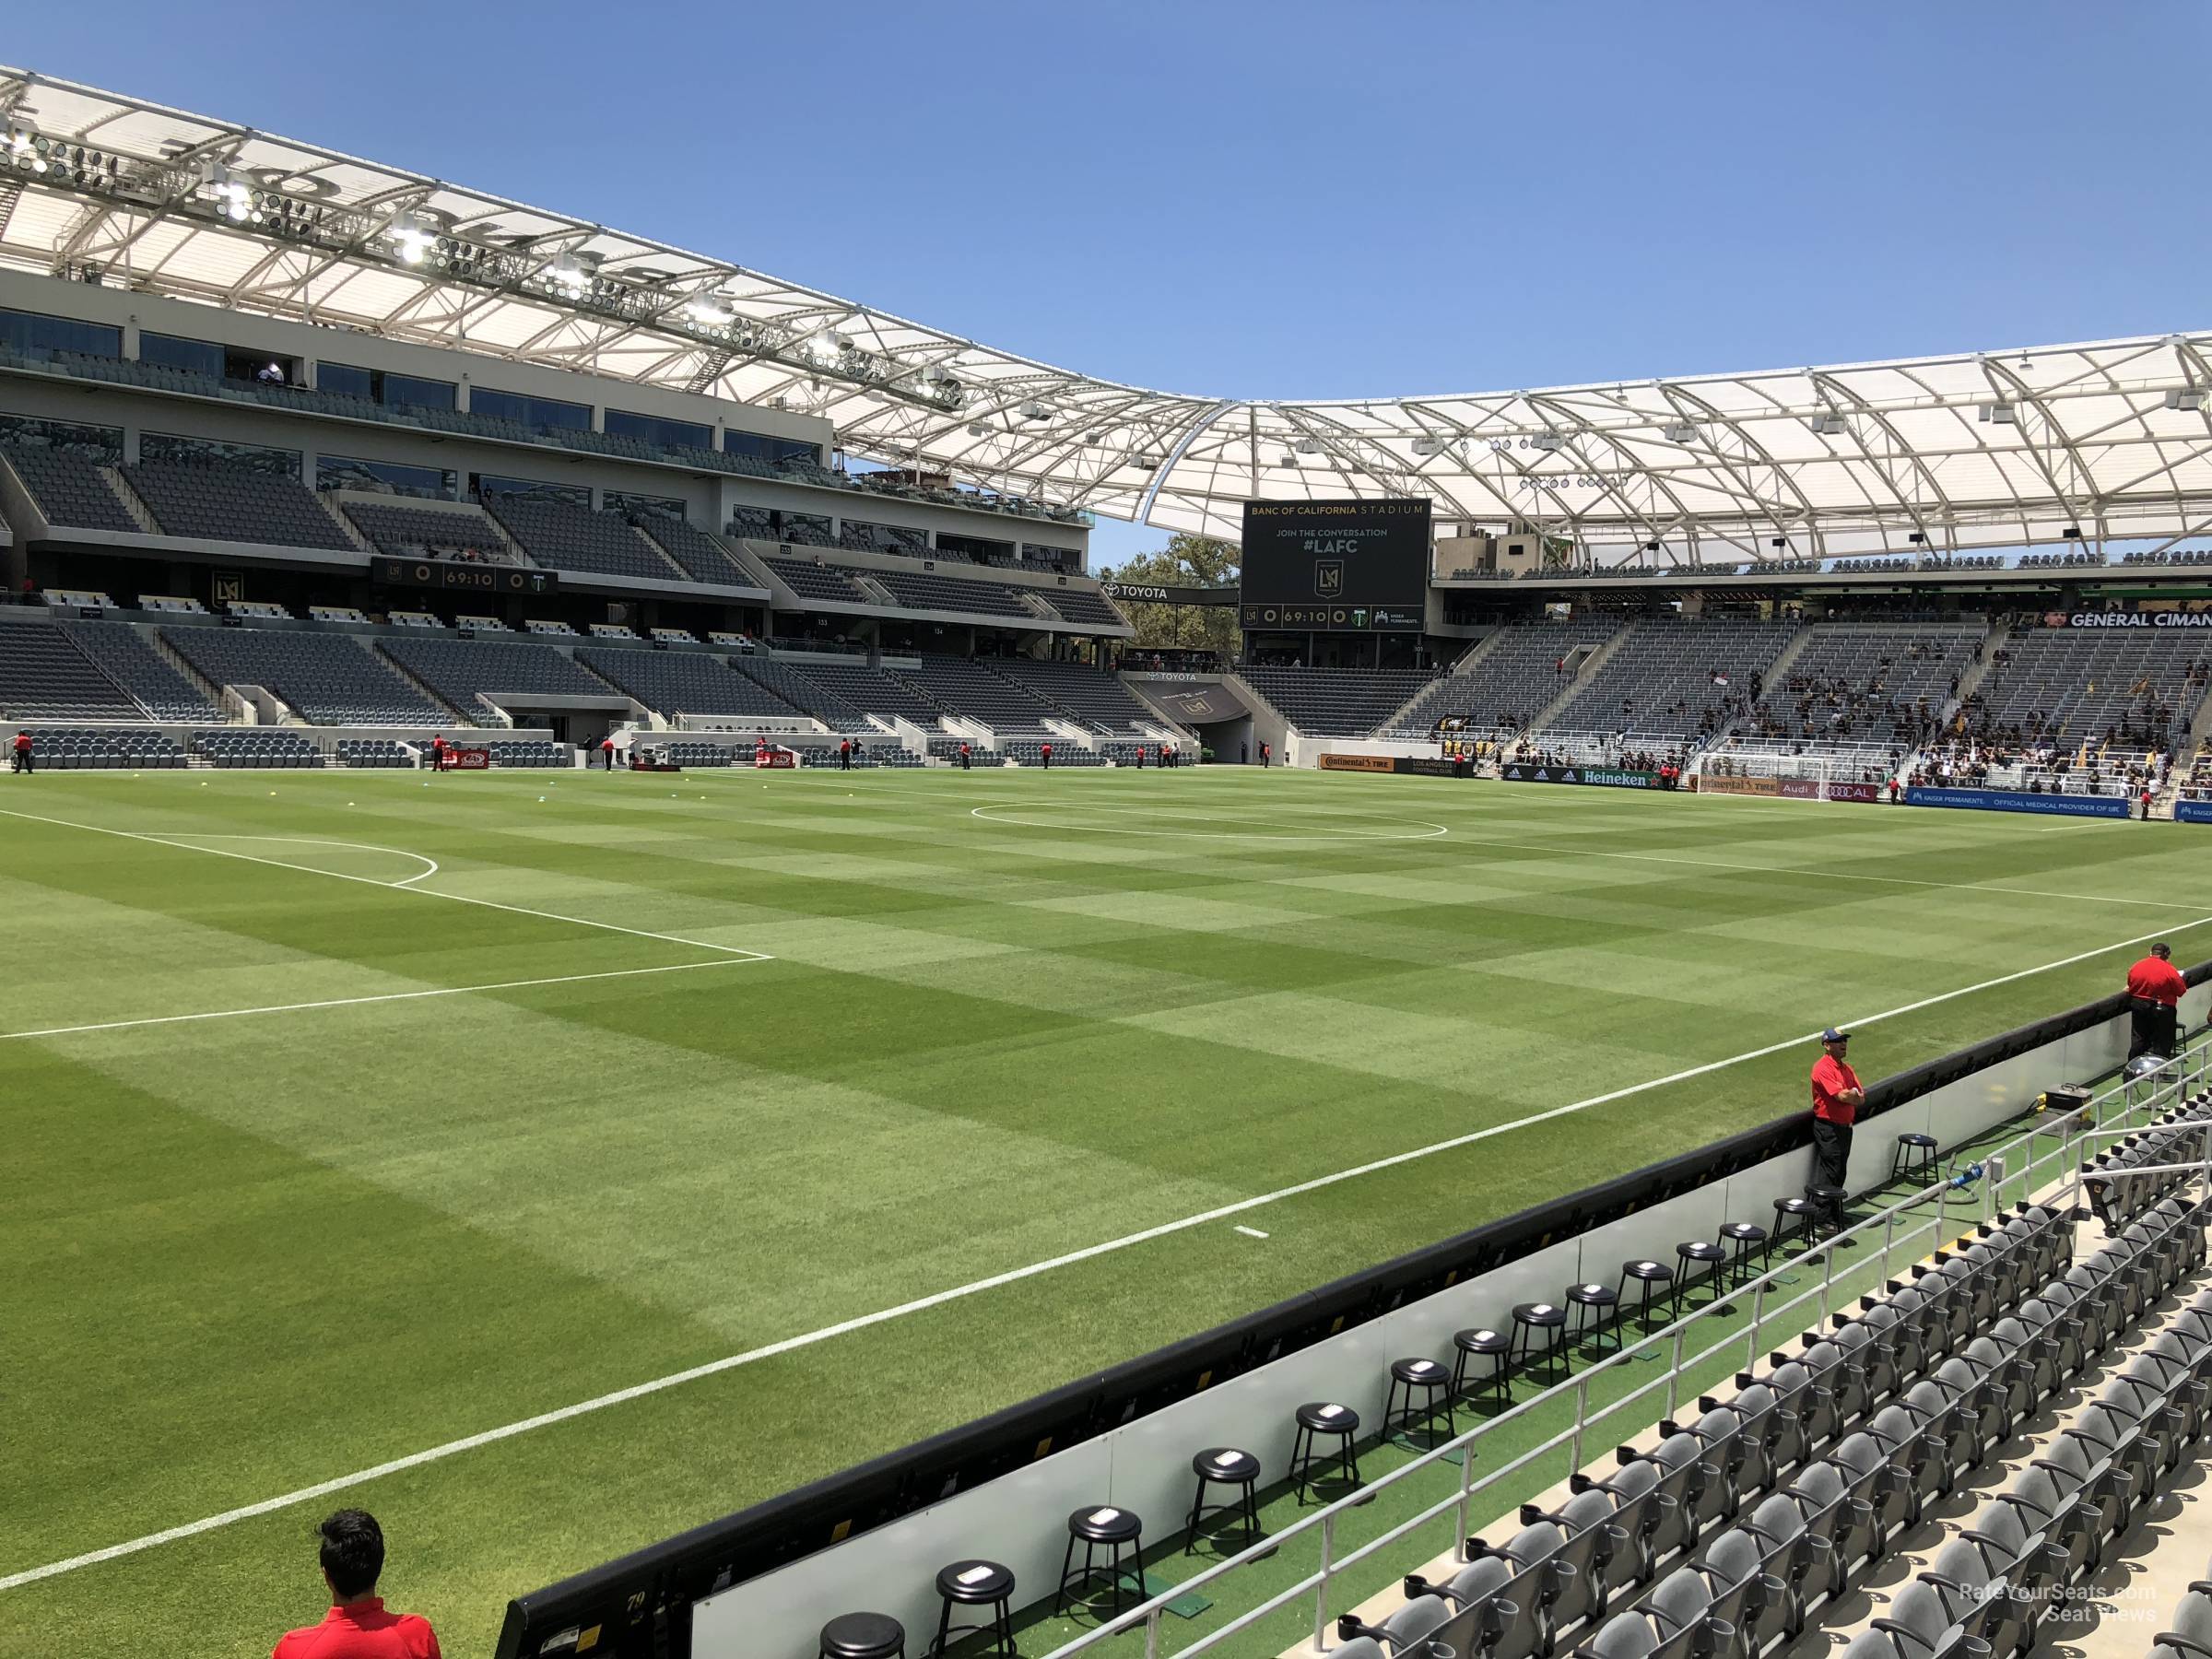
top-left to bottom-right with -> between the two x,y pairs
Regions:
1313,559 -> 1345,597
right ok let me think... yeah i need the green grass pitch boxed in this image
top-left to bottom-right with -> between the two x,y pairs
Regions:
6,763 -> 2203,1655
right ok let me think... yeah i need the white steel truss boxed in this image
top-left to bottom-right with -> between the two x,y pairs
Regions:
1,68 -> 2207,558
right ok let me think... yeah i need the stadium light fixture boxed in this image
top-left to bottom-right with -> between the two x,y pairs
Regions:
1532,432 -> 1565,451
965,422 -> 993,439
1807,412 -> 1849,437
2165,389 -> 2205,412
684,294 -> 734,326
547,256 -> 589,296
1018,401 -> 1053,423
1979,402 -> 2017,425
1293,438 -> 1322,453
385,213 -> 432,265
1663,421 -> 1699,442
200,161 -> 252,221
1409,436 -> 1445,456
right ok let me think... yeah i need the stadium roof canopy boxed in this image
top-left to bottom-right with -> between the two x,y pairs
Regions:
3,67 -> 2209,561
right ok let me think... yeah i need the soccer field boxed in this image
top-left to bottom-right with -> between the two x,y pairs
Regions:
7,763 -> 2206,1655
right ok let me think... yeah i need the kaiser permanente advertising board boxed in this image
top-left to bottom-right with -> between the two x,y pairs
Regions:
1240,498 -> 1430,631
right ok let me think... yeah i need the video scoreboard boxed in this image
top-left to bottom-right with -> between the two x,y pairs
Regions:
1239,498 -> 1430,631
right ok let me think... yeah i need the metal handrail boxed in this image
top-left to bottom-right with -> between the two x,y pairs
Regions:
1042,1037 -> 2212,1659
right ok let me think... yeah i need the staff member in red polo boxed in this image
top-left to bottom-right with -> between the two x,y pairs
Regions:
273,1509 -> 441,1658
10,729 -> 31,774
428,735 -> 447,773
2126,941 -> 2187,1060
1809,1028 -> 1864,1227
1041,739 -> 1053,770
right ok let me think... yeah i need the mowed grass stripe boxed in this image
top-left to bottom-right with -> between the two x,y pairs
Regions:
8,768 -> 2210,1659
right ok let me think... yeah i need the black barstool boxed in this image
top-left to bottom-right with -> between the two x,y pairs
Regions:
1674,1240 -> 1727,1316
1807,1184 -> 1849,1237
1185,1447 -> 1261,1555
1383,1357 -> 1454,1446
1772,1194 -> 1820,1251
1511,1300 -> 1569,1384
1452,1325 -> 1512,1408
1618,1258 -> 1676,1328
1055,1505 -> 1145,1618
930,1561 -> 1014,1657
1891,1132 -> 1939,1184
820,1611 -> 906,1659
1566,1280 -> 1621,1354
1720,1221 -> 1769,1283
1288,1402 -> 1361,1502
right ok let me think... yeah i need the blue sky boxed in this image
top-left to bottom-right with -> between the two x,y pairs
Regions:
9,2 -> 2206,565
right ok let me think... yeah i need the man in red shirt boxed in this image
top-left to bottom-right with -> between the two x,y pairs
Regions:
958,740 -> 971,771
1041,740 -> 1053,770
600,735 -> 616,771
427,735 -> 446,773
273,1510 -> 440,1659
1809,1028 -> 1864,1226
839,736 -> 852,771
10,729 -> 31,774
2126,941 -> 2187,1059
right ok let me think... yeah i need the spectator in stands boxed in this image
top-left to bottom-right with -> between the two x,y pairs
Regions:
1808,1029 -> 1863,1226
10,729 -> 31,774
599,735 -> 616,771
272,1508 -> 440,1659
256,360 -> 287,385
2126,943 -> 2186,1060
18,577 -> 35,606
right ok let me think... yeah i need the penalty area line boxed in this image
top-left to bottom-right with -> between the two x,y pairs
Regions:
0,806 -> 774,961
6,909 -> 2202,1594
0,958 -> 764,1043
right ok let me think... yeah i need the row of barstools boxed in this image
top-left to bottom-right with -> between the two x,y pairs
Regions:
809,1186 -> 1888,1656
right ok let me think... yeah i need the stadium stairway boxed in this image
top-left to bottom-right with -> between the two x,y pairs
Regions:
1312,1102 -> 2212,1659
1525,623 -> 1638,735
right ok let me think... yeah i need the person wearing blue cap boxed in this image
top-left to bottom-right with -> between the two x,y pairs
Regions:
1809,1029 -> 1864,1222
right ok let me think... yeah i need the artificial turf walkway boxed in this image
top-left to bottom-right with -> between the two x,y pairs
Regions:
6,763 -> 2207,1657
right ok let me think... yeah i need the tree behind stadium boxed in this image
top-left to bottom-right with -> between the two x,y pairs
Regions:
1098,532 -> 1241,658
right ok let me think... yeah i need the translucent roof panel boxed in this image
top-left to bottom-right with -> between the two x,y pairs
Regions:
1,66 -> 2207,559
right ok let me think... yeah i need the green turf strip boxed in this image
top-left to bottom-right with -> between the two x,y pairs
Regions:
2,768 -> 2203,1655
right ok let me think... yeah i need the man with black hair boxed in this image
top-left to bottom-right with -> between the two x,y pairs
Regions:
273,1509 -> 441,1657
10,729 -> 30,774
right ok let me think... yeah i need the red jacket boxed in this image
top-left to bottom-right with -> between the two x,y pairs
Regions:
273,1599 -> 441,1659
2128,956 -> 2187,1007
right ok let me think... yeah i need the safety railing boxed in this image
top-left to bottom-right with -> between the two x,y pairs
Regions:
1042,1037 -> 2212,1659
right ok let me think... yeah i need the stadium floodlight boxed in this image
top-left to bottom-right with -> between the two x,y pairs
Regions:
2166,388 -> 2205,412
547,256 -> 589,296
385,213 -> 432,265
6,129 -> 50,173
1409,436 -> 1445,456
1807,412 -> 1849,436
201,161 -> 252,221
1018,401 -> 1053,423
684,295 -> 733,327
1532,431 -> 1565,451
1663,421 -> 1699,442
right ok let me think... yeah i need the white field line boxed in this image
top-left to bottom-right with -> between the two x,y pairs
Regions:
1233,1225 -> 1270,1239
904,789 -> 2209,914
0,807 -> 774,961
8,909 -> 2206,1594
0,959 -> 761,1043
166,834 -> 441,887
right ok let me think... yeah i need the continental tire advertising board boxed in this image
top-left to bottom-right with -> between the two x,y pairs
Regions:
1318,753 -> 1472,778
1240,497 -> 1430,630
1499,763 -> 1658,788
